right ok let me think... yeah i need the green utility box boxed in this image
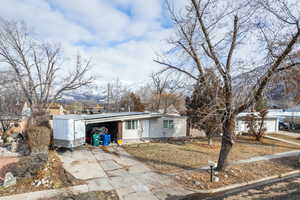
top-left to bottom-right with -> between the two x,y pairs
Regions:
92,134 -> 101,146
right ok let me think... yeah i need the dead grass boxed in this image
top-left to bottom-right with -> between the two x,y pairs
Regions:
124,136 -> 298,173
177,156 -> 300,190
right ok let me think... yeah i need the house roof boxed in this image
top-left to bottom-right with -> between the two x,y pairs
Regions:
237,112 -> 279,120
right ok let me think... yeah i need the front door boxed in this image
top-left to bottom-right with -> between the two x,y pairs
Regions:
142,120 -> 150,138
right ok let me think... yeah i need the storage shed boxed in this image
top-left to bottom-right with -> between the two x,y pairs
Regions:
53,112 -> 187,148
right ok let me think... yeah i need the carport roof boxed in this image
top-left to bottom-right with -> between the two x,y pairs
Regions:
53,112 -> 162,121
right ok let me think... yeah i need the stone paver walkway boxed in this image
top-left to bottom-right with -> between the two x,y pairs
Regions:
57,146 -> 193,200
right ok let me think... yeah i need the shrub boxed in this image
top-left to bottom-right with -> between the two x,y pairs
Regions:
27,126 -> 51,154
245,109 -> 268,142
31,110 -> 51,128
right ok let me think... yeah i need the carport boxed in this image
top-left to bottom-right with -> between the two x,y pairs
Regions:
86,121 -> 122,144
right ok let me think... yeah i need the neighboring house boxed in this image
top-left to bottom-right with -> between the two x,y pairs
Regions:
236,112 -> 279,134
83,103 -> 103,114
53,112 -> 187,148
21,102 -> 65,116
159,104 -> 181,115
266,109 -> 300,128
47,103 -> 65,116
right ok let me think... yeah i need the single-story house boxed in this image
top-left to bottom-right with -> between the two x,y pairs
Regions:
236,112 -> 280,134
46,103 -> 65,116
53,112 -> 187,148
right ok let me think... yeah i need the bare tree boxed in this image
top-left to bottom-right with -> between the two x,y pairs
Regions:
105,78 -> 127,112
151,73 -> 170,111
150,72 -> 185,113
156,0 -> 300,170
0,19 -> 93,113
0,70 -> 23,133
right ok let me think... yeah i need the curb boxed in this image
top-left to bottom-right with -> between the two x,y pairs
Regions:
192,170 -> 300,195
0,184 -> 89,200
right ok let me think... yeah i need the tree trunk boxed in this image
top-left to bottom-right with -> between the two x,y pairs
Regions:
216,116 -> 235,171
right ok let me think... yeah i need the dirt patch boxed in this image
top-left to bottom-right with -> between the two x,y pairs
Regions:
175,156 -> 300,190
0,151 -> 84,197
124,136 -> 298,173
42,190 -> 119,200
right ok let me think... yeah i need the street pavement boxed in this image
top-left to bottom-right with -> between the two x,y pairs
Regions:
221,176 -> 300,200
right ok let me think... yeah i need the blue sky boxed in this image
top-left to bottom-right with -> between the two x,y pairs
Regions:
0,0 -> 187,85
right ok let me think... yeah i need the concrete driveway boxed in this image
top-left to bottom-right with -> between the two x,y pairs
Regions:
58,146 -> 192,200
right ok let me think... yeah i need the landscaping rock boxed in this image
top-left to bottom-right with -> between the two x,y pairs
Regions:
18,143 -> 30,156
6,136 -> 14,144
213,176 -> 220,182
3,172 -> 16,188
11,141 -> 18,153
193,181 -> 201,186
36,180 -> 41,187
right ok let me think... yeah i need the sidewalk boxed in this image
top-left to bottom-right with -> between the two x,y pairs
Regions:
265,135 -> 300,147
193,149 -> 300,171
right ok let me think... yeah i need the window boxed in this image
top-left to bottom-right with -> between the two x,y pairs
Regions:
125,120 -> 138,129
163,120 -> 174,129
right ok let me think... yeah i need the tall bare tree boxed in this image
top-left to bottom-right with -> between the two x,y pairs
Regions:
0,70 -> 23,132
105,78 -> 128,112
0,19 -> 93,113
150,72 -> 185,112
156,0 -> 300,170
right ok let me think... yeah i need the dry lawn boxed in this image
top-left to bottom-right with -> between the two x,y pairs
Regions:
124,136 -> 298,173
177,156 -> 300,190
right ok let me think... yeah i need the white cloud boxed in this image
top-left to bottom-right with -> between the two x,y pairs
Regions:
0,0 -> 181,85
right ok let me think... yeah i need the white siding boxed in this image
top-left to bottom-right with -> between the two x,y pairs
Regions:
122,117 -> 187,141
122,120 -> 144,140
149,117 -> 187,138
53,119 -> 74,140
236,118 -> 279,133
74,120 -> 86,139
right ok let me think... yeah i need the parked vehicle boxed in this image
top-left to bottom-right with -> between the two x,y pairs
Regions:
279,121 -> 289,130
